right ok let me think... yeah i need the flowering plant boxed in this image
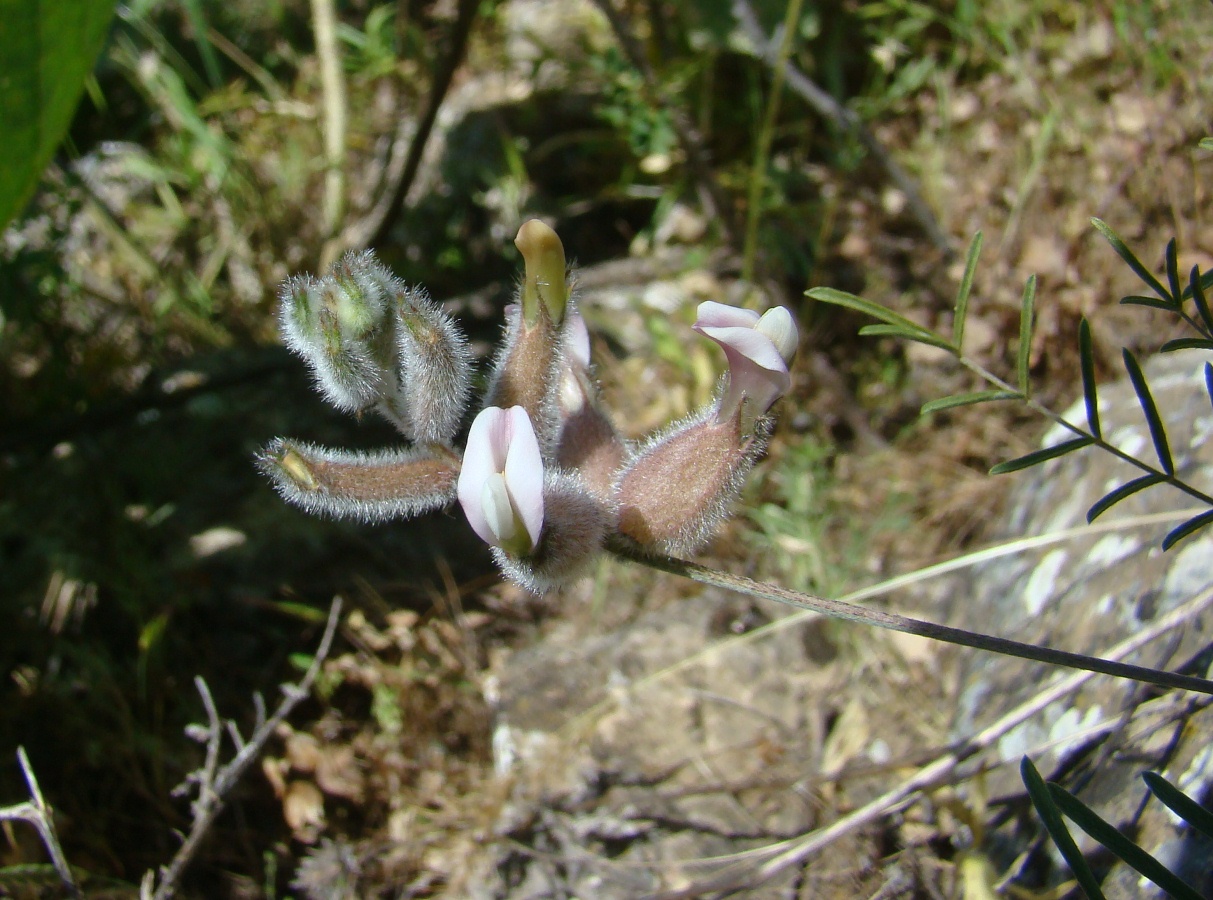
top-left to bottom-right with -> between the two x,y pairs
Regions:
259,221 -> 798,590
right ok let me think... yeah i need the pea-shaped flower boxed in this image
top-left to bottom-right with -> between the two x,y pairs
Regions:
457,406 -> 545,557
693,301 -> 798,421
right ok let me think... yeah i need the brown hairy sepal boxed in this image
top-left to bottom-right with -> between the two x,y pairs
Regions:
492,470 -> 616,593
257,438 -> 459,523
614,405 -> 770,556
483,301 -> 565,456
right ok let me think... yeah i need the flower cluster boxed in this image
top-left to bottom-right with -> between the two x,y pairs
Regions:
259,221 -> 798,592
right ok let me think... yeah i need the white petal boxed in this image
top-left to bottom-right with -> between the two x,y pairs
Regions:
458,406 -> 512,545
481,472 -> 517,545
693,300 -> 760,330
502,406 -> 545,547
756,307 -> 798,363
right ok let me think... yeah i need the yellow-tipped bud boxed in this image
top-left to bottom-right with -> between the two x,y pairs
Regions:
515,219 -> 568,326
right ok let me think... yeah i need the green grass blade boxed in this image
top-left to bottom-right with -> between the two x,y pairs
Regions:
1086,474 -> 1166,523
990,437 -> 1093,475
1017,275 -> 1037,395
1021,758 -> 1106,900
922,390 -> 1020,414
1165,238 -> 1181,305
1092,218 -> 1172,303
806,288 -> 943,339
1142,772 -> 1213,840
1160,338 -> 1213,353
953,232 -> 983,349
1122,349 -> 1174,475
1049,784 -> 1205,900
1189,266 -> 1213,335
1079,318 -> 1100,438
858,324 -> 957,352
1162,510 -> 1213,551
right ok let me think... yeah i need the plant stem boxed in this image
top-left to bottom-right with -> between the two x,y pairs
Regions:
608,538 -> 1213,697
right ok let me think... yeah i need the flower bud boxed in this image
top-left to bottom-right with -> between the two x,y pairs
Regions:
258,438 -> 459,522
393,285 -> 473,446
615,408 -> 769,555
515,219 -> 568,326
457,406 -> 545,557
693,301 -> 798,422
554,310 -> 626,498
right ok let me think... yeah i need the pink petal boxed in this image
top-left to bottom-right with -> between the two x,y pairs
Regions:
693,301 -> 760,331
502,406 -> 545,547
458,406 -> 512,545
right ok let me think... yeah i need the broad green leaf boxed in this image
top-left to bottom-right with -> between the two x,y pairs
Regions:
1092,218 -> 1171,303
990,436 -> 1093,475
1163,510 -> 1213,552
0,0 -> 118,231
1122,349 -> 1174,475
953,231 -> 983,349
1160,338 -> 1213,353
1165,238 -> 1181,305
1017,275 -> 1037,395
1143,772 -> 1213,840
921,390 -> 1020,414
1021,758 -> 1105,900
1079,318 -> 1100,438
1086,474 -> 1166,523
806,287 -> 942,339
1189,266 -> 1213,335
1049,784 -> 1205,900
858,323 -> 956,351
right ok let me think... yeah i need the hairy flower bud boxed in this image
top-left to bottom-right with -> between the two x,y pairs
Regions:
693,301 -> 798,422
555,309 -> 626,497
515,219 -> 569,326
393,286 -> 473,446
615,408 -> 769,555
257,438 -> 459,522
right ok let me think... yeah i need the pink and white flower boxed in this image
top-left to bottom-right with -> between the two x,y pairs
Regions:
692,301 -> 798,420
457,406 -> 545,555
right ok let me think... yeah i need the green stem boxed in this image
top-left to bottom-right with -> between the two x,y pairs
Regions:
608,538 -> 1213,697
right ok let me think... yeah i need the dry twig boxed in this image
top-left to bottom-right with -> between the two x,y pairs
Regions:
0,748 -> 82,900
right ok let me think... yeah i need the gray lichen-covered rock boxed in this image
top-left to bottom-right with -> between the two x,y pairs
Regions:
948,349 -> 1213,897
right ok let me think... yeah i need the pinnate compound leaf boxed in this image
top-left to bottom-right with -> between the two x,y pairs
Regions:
1160,338 -> 1213,353
990,437 -> 1093,475
1017,275 -> 1036,395
1079,318 -> 1100,438
1048,783 -> 1205,900
1020,758 -> 1105,900
0,0 -> 118,231
1122,349 -> 1174,475
953,231 -> 982,348
1086,474 -> 1166,523
1092,217 -> 1172,303
1162,510 -> 1213,552
921,390 -> 1020,414
858,323 -> 955,352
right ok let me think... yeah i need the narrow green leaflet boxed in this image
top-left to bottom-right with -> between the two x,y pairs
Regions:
1165,238 -> 1181,305
1202,137 -> 1213,151
1121,295 -> 1179,312
1021,758 -> 1105,900
1048,784 -> 1205,900
0,0 -> 118,231
1180,265 -> 1213,309
1017,275 -> 1036,395
1086,474 -> 1166,523
1205,363 -> 1213,413
990,436 -> 1093,475
1122,349 -> 1174,475
953,231 -> 983,349
1079,318 -> 1100,438
1162,510 -> 1213,552
1188,266 -> 1213,335
858,323 -> 956,352
806,287 -> 947,343
1091,218 -> 1172,303
921,390 -> 1020,414
1143,773 -> 1213,840
1160,338 -> 1213,353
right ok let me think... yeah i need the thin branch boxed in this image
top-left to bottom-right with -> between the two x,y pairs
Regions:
733,0 -> 954,259
639,583 -> 1213,899
339,0 -> 479,253
311,0 -> 348,262
608,538 -> 1213,698
148,597 -> 343,900
0,748 -> 82,899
